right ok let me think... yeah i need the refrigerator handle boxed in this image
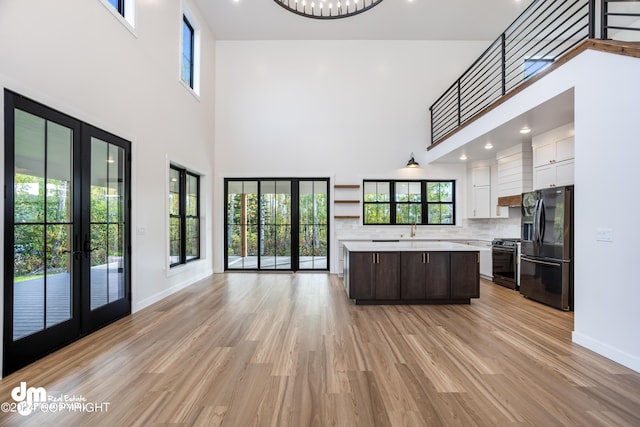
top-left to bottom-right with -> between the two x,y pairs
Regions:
532,199 -> 540,242
538,199 -> 546,244
535,199 -> 543,243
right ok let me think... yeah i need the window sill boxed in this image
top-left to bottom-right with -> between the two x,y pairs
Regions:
179,79 -> 201,101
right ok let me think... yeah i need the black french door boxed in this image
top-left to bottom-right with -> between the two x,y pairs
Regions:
3,91 -> 131,375
225,178 -> 329,271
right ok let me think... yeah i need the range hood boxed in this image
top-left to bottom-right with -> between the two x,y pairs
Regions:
497,194 -> 522,207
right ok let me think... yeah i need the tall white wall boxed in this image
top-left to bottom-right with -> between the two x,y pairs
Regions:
428,48 -> 640,373
213,40 -> 494,272
0,0 -> 216,375
571,51 -> 640,373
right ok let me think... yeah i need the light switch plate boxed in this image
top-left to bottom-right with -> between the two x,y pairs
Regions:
596,228 -> 613,242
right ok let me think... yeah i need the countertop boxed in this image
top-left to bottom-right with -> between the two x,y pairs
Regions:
343,241 -> 483,252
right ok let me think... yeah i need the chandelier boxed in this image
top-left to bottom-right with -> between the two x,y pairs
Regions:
273,0 -> 384,20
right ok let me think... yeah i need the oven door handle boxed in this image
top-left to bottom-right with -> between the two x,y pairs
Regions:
492,247 -> 516,253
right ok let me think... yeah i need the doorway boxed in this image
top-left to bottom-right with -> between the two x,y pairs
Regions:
3,91 -> 131,374
225,178 -> 329,271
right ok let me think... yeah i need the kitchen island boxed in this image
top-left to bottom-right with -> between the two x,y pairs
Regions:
343,241 -> 480,304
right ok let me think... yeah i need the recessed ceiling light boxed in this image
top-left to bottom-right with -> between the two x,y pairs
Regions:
520,127 -> 531,134
459,154 -> 467,160
484,142 -> 493,150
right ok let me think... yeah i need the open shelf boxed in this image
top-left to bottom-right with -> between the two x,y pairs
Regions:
334,183 -> 360,219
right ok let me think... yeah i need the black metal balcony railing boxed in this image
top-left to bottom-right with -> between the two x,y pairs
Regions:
602,0 -> 640,40
429,0 -> 640,146
429,0 -> 596,145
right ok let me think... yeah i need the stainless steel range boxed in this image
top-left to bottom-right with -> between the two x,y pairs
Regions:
492,238 -> 520,290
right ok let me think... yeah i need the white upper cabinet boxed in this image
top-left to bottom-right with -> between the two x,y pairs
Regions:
533,135 -> 575,167
472,165 -> 491,187
468,163 -> 508,219
555,136 -> 575,163
532,123 -> 574,189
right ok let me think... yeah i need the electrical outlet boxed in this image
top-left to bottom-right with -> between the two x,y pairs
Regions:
596,228 -> 613,242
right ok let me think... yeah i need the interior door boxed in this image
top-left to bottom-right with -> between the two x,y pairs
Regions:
3,91 -> 131,374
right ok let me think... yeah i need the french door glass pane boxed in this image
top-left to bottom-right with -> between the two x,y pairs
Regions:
13,110 -> 74,340
227,181 -> 258,269
260,181 -> 291,270
90,138 -> 126,310
13,224 -> 44,340
45,224 -> 72,328
299,180 -> 328,270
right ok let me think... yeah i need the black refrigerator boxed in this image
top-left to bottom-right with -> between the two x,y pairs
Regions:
520,186 -> 573,310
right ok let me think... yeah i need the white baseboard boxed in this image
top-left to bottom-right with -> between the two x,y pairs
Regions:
132,269 -> 213,313
572,331 -> 640,374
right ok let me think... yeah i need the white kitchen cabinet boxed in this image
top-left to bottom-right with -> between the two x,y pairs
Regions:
476,241 -> 492,279
532,124 -> 574,189
534,164 -> 553,189
533,142 -> 555,168
471,186 -> 491,218
533,135 -> 574,167
472,166 -> 491,186
555,136 -> 575,162
555,160 -> 575,187
469,164 -> 507,218
469,166 -> 491,218
533,157 -> 574,189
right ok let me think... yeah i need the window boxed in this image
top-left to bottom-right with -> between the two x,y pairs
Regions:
363,182 -> 390,224
180,7 -> 201,95
426,181 -> 455,225
181,15 -> 195,89
363,180 -> 455,225
108,0 -> 124,16
523,58 -> 553,79
100,0 -> 135,30
170,165 -> 200,267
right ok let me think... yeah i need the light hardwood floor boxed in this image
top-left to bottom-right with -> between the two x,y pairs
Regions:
1,274 -> 639,426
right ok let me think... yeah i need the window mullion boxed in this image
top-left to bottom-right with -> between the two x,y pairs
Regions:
390,181 -> 396,224
180,169 -> 187,265
421,181 -> 427,225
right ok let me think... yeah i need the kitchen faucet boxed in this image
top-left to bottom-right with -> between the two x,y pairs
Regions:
410,222 -> 416,238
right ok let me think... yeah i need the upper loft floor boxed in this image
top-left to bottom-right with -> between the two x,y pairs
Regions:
426,0 -> 640,155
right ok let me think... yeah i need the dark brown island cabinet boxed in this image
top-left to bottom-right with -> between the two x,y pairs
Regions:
343,242 -> 480,304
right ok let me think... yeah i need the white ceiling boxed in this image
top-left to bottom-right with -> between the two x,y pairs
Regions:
430,89 -> 575,163
195,0 -> 530,41
197,0 -> 571,166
